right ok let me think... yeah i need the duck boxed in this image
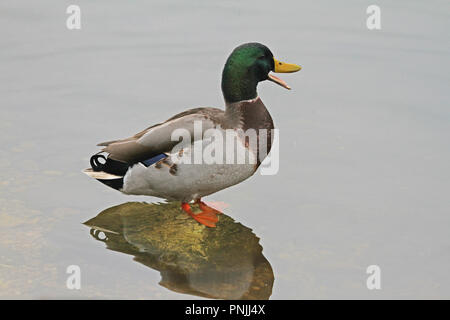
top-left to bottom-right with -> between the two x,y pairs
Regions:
84,42 -> 301,227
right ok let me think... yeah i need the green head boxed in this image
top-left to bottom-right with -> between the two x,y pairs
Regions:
221,43 -> 301,103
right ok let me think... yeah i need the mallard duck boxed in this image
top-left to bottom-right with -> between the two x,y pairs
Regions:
84,42 -> 301,227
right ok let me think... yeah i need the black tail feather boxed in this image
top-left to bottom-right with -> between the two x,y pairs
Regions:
90,154 -> 130,176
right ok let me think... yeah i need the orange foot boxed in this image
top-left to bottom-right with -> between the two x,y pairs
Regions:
195,199 -> 223,216
181,200 -> 221,227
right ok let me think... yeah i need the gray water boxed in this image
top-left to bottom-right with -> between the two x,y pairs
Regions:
0,0 -> 449,299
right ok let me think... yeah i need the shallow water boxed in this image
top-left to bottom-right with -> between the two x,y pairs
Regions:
0,0 -> 449,299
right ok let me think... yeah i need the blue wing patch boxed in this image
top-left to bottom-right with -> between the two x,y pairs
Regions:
141,154 -> 167,167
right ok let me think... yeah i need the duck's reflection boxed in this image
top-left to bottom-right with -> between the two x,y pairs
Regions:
84,201 -> 274,299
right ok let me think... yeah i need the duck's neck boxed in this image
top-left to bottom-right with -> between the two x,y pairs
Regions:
224,97 -> 273,131
224,97 -> 275,166
221,61 -> 258,104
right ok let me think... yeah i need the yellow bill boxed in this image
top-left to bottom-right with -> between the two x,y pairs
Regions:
268,58 -> 301,89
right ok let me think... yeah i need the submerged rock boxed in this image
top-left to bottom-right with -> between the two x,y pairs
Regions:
84,201 -> 274,299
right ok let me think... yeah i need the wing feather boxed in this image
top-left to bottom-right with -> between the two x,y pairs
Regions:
98,108 -> 224,163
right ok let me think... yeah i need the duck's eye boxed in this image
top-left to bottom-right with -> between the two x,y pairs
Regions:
257,55 -> 266,60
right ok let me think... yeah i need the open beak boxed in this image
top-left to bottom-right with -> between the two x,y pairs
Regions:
268,58 -> 301,90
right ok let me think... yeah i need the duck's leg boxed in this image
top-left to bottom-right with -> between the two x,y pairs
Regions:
181,201 -> 219,228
